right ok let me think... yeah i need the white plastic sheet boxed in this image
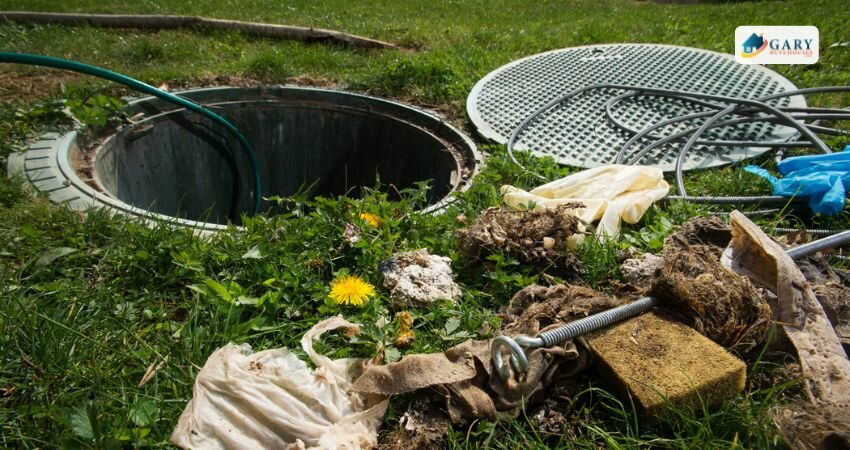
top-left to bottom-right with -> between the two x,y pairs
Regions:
171,316 -> 388,450
502,165 -> 669,240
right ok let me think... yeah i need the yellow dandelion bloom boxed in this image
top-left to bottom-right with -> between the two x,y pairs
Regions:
358,212 -> 383,227
329,275 -> 376,307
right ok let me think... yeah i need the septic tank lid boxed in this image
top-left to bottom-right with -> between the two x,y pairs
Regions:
466,43 -> 806,171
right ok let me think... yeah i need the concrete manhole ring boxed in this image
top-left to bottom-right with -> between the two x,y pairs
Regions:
7,86 -> 481,232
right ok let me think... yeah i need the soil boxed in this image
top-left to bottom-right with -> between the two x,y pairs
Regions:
0,68 -> 81,102
0,68 -> 341,104
378,399 -> 449,450
527,382 -> 585,438
668,215 -> 732,252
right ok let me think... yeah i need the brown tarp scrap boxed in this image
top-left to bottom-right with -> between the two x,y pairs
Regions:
353,338 -> 586,423
354,283 -> 613,422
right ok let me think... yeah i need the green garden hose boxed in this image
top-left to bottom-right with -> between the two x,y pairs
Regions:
0,52 -> 263,215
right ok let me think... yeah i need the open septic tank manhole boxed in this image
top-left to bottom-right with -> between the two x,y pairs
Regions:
8,86 -> 481,231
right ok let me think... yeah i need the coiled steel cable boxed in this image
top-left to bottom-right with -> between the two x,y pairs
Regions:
505,84 -> 842,181
620,112 -> 850,167
505,85 -> 850,214
606,93 -> 850,160
671,87 -> 850,198
503,84 -> 850,255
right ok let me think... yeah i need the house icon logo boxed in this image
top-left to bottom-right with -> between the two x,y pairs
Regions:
741,33 -> 768,58
735,26 -> 819,65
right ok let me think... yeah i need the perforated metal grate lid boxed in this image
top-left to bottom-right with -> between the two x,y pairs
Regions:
467,44 -> 806,171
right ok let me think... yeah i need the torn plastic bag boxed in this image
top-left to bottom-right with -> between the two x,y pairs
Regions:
501,165 -> 669,240
170,316 -> 389,450
744,146 -> 850,216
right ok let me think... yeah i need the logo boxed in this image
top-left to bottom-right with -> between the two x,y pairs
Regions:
740,33 -> 768,58
735,26 -> 819,65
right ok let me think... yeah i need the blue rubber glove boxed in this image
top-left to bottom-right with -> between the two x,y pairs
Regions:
744,145 -> 850,216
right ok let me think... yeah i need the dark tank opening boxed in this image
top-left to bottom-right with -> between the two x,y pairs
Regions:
92,88 -> 473,225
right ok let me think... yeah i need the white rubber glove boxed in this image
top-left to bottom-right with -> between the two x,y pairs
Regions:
501,164 -> 669,241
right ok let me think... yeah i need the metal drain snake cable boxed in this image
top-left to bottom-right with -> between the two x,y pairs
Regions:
667,92 -> 850,239
0,52 -> 263,215
598,86 -> 850,196
491,232 -> 850,381
668,92 -> 841,197
506,85 -> 850,207
613,112 -> 850,178
606,93 -> 850,154
613,86 -> 850,164
504,84 -> 850,237
620,112 -> 850,167
505,83 -> 838,182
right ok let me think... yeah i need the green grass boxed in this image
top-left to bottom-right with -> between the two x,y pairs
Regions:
1,0 -> 848,448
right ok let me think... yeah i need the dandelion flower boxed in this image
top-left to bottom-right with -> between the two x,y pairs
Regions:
329,274 -> 376,307
358,212 -> 382,227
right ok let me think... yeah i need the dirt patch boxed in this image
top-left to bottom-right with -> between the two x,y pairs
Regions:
283,74 -> 338,88
527,382 -> 584,437
165,73 -> 340,91
749,361 -> 804,396
0,68 -> 82,102
651,222 -> 772,353
378,399 -> 449,450
456,205 -> 583,278
668,215 -> 732,251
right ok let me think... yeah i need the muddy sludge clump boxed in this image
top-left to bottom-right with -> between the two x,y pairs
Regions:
650,218 -> 772,353
500,283 -> 627,337
456,205 -> 583,277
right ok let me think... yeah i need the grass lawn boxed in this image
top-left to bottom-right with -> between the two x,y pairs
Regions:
1,0 -> 849,448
